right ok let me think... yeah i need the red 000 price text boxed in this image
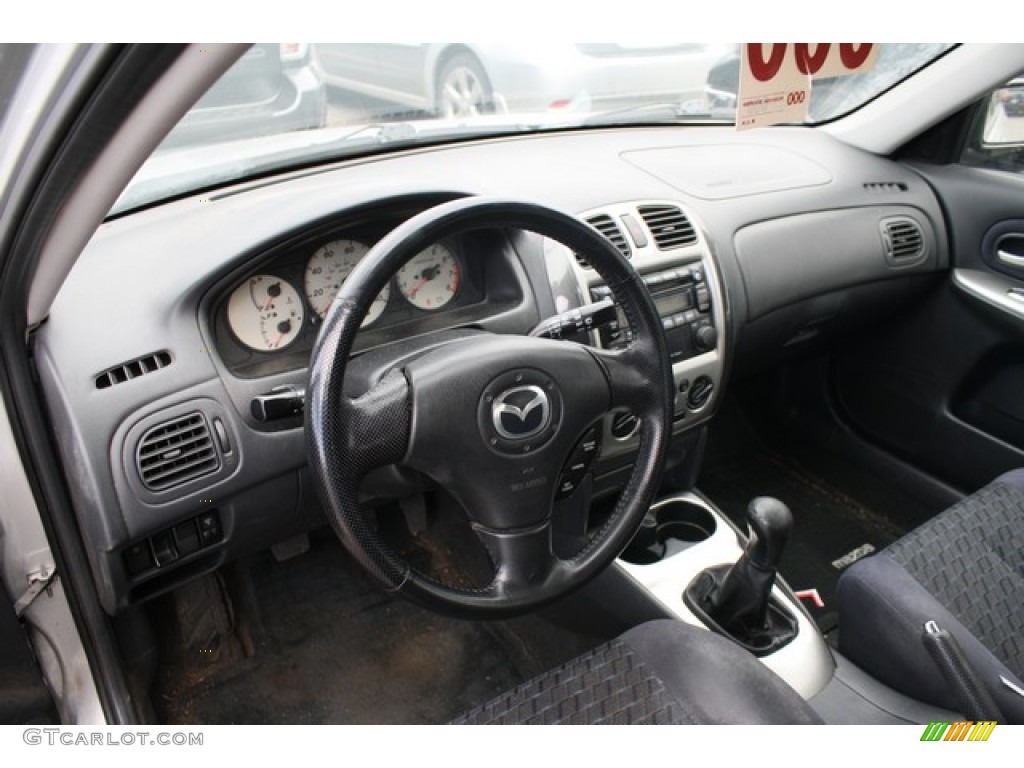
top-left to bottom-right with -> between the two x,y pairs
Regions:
747,43 -> 874,82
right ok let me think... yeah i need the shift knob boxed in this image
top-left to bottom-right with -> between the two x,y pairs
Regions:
745,497 -> 792,569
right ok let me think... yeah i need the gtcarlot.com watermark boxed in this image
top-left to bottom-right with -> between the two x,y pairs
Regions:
23,728 -> 203,747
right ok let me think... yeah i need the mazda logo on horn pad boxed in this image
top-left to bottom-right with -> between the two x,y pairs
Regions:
492,385 -> 551,440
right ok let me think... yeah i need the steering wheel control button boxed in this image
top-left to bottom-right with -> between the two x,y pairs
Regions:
479,370 -> 561,454
556,427 -> 603,500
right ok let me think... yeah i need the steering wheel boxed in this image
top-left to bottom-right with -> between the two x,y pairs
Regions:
306,197 -> 673,617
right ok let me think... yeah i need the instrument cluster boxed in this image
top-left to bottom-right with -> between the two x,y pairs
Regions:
225,237 -> 462,353
212,224 -> 496,379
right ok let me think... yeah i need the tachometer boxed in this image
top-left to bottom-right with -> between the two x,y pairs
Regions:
396,243 -> 460,310
226,275 -> 305,351
305,238 -> 390,327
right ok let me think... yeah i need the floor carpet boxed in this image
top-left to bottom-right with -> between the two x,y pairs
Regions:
153,529 -> 600,724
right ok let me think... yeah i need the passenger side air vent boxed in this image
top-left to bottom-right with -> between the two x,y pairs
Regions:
881,217 -> 925,264
637,204 -> 697,250
863,182 -> 908,193
95,351 -> 172,390
136,412 -> 220,491
582,213 -> 631,267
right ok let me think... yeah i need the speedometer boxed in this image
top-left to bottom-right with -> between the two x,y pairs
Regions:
226,275 -> 305,351
396,243 -> 460,310
305,239 -> 390,327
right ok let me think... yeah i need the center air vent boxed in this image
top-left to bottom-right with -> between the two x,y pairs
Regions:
136,412 -> 220,491
583,214 -> 631,267
637,205 -> 697,250
881,217 -> 925,265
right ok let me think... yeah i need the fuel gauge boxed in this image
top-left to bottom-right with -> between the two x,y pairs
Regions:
226,275 -> 305,351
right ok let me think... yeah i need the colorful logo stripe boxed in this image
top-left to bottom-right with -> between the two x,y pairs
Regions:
921,721 -> 997,742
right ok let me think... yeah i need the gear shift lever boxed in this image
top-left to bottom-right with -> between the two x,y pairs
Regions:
709,497 -> 791,632
684,496 -> 798,655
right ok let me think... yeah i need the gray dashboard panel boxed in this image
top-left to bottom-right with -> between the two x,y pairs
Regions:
734,205 -> 941,321
31,124 -> 949,612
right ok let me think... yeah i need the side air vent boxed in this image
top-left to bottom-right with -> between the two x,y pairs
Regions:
582,214 -> 631,267
637,204 -> 697,250
863,182 -> 908,193
96,351 -> 172,390
136,412 -> 220,491
881,217 -> 925,264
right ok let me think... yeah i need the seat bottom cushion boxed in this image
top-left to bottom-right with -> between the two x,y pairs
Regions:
837,469 -> 1024,722
452,619 -> 821,724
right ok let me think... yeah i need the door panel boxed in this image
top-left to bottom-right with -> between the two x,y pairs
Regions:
832,163 -> 1024,492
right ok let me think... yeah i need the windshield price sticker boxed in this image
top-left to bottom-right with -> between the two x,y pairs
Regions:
737,44 -> 878,130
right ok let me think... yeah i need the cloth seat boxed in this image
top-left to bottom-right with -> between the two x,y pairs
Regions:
451,618 -> 821,724
837,468 -> 1024,722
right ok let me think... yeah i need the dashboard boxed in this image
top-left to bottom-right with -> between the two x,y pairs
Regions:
33,124 -> 948,613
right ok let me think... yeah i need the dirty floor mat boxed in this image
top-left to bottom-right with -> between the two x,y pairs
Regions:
153,530 -> 601,724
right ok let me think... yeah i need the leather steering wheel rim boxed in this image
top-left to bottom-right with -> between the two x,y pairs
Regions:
306,196 -> 674,618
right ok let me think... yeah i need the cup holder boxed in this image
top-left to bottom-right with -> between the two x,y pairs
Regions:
621,499 -> 717,565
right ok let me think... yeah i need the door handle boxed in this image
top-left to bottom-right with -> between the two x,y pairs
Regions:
954,269 -> 1024,322
996,233 -> 1024,268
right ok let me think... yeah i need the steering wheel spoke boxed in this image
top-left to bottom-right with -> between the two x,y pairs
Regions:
588,344 -> 664,412
341,368 -> 412,474
473,522 -> 561,598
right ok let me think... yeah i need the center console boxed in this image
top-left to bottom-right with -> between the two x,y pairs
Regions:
554,200 -> 833,695
550,200 -> 727,462
617,493 -> 835,699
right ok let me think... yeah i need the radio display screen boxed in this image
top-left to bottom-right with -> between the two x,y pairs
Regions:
652,288 -> 693,317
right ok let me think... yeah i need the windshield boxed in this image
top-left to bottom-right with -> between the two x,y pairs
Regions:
115,42 -> 954,215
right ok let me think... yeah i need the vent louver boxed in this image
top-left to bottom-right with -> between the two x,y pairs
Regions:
96,351 -> 172,390
637,204 -> 697,250
582,214 -> 631,268
136,412 -> 220,491
881,218 -> 925,262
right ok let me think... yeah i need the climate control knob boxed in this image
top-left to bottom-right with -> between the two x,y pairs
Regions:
686,375 -> 715,411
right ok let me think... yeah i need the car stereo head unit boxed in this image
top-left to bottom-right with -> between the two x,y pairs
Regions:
591,264 -> 717,362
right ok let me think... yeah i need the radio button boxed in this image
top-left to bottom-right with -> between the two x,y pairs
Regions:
694,324 -> 719,352
696,286 -> 711,312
